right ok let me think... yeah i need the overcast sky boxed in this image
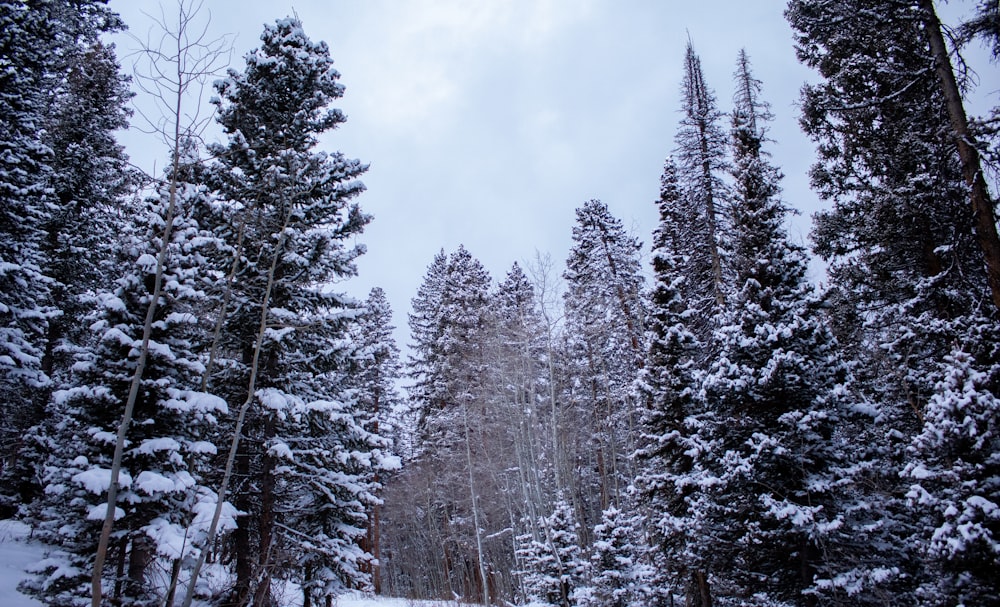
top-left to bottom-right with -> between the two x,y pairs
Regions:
109,0 -> 993,354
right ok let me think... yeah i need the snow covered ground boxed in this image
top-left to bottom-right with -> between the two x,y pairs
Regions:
0,519 -> 461,607
0,520 -> 44,607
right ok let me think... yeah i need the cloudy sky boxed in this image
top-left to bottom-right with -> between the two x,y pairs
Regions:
109,0 -> 991,353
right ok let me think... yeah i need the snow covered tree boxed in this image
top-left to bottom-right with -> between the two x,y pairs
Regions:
40,38 -> 133,378
20,167 -> 227,607
349,287 -> 404,593
673,40 -> 730,320
915,0 -> 1000,312
788,0 -> 986,398
406,249 -> 449,439
196,16 -> 375,606
902,347 -> 1000,604
416,245 -> 495,602
491,263 -> 553,531
517,495 -> 587,607
788,2 -> 1000,600
0,0 -> 130,494
562,199 -> 644,520
633,156 -> 710,607
0,2 -> 134,517
577,506 -> 650,607
690,53 -> 851,605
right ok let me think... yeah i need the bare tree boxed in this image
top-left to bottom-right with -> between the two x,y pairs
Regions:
89,3 -> 231,605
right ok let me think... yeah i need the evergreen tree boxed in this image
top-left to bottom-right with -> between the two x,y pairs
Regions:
902,347 -> 1000,604
578,506 -> 650,607
562,199 -> 644,519
674,40 -> 730,319
20,171 -> 227,607
40,39 -> 133,382
633,157 -> 710,607
517,495 -> 587,607
0,0 -> 128,483
787,2 -> 1000,601
693,53 -> 850,605
204,16 -> 373,606
491,263 -> 553,529
0,0 -> 132,511
348,287 -> 404,594
406,249 -> 449,442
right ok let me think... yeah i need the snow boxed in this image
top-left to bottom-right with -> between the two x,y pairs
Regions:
86,503 -> 125,521
136,470 -> 179,494
136,437 -> 181,454
0,519 -> 471,607
72,467 -> 115,494
0,521 -> 44,606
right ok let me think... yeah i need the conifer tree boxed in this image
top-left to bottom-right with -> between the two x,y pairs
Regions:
633,157 -> 710,607
578,506 -> 650,607
674,40 -> 730,318
348,287 -> 404,594
40,39 -> 133,383
562,200 -> 644,518
693,52 -> 850,604
20,168 -> 227,607
517,495 -> 587,607
198,16 -> 374,606
0,0 -> 129,484
407,249 -> 449,441
0,0 -> 132,511
902,347 -> 1000,604
492,263 -> 552,532
787,3 -> 1000,601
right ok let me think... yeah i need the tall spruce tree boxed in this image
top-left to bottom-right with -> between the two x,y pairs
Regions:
20,166 -> 227,607
562,199 -> 644,521
349,287 -> 404,594
788,2 -> 1000,602
633,156 -> 710,607
674,40 -> 730,320
201,16 -> 373,606
406,249 -> 449,441
0,0 -> 129,491
0,1 -> 132,513
692,52 -> 850,605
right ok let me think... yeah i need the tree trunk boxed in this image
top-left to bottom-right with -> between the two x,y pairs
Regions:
126,535 -> 152,603
687,569 -> 712,607
463,404 -> 490,606
163,558 -> 182,607
918,0 -> 1000,312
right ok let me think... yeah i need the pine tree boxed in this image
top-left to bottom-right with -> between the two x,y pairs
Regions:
349,287 -> 404,594
562,199 -> 644,519
578,506 -> 650,607
674,40 -> 730,319
0,0 -> 129,482
20,169 -> 227,607
201,16 -> 373,606
517,495 -> 587,607
40,39 -> 133,383
902,347 -> 1000,604
406,249 -> 449,442
693,52 -> 850,605
787,2 -> 1000,601
491,263 -> 552,536
633,157 -> 710,607
0,0 -> 132,511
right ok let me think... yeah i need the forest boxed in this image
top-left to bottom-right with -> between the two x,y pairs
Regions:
0,1 -> 998,606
